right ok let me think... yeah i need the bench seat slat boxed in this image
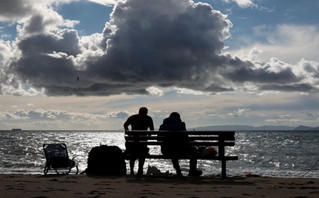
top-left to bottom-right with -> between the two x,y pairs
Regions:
125,154 -> 238,160
125,131 -> 235,135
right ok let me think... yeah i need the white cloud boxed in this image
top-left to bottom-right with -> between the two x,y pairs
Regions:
87,0 -> 117,6
107,111 -> 129,119
17,8 -> 79,37
1,83 -> 44,96
223,0 -> 257,8
0,108 -> 128,129
146,87 -> 164,96
227,24 -> 319,92
175,87 -> 206,95
265,118 -> 301,125
0,40 -> 13,66
228,108 -> 250,117
0,0 -> 79,37
231,24 -> 319,63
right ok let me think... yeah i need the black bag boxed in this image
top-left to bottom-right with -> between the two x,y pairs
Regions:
86,145 -> 126,175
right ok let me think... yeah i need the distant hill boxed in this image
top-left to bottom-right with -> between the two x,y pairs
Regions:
192,125 -> 319,131
293,125 -> 319,131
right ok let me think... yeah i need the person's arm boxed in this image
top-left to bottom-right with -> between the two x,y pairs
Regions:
123,117 -> 131,131
149,117 -> 154,131
181,122 -> 186,131
181,122 -> 190,143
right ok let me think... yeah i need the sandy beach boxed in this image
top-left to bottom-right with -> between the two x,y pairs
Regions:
1,174 -> 319,198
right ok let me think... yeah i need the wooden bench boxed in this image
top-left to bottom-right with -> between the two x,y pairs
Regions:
125,131 -> 238,178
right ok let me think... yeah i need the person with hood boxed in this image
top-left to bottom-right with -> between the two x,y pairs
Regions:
159,112 -> 202,176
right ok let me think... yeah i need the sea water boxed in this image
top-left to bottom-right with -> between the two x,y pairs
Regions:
0,130 -> 318,178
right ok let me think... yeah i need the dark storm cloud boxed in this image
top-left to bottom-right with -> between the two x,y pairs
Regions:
18,30 -> 81,56
7,0 -> 318,96
223,66 -> 299,84
260,83 -> 315,92
0,0 -> 35,21
12,30 -> 82,93
92,0 -> 233,90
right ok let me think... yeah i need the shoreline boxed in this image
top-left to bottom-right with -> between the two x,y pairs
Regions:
1,174 -> 319,198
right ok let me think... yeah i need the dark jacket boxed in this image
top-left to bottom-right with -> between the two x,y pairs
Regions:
159,117 -> 191,157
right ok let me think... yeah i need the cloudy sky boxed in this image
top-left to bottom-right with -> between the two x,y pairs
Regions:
1,0 -> 319,130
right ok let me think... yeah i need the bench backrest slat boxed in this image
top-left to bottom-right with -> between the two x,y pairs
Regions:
125,131 -> 235,147
125,141 -> 235,146
125,136 -> 235,141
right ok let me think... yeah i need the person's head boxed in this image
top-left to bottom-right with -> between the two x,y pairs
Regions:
169,112 -> 180,119
138,107 -> 148,116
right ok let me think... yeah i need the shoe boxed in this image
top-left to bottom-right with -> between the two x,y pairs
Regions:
137,170 -> 143,176
176,172 -> 183,176
176,168 -> 183,176
188,170 -> 202,177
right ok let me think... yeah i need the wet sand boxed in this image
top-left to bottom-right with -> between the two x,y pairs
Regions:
1,174 -> 319,198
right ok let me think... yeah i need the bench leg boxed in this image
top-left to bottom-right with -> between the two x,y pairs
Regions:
221,160 -> 226,178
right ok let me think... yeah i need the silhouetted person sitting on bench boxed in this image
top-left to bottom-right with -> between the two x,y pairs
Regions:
124,107 -> 154,175
159,112 -> 202,176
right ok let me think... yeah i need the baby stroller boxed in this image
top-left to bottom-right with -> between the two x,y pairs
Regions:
43,143 -> 79,175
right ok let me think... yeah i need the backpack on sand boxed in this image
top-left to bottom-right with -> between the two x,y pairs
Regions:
85,145 -> 126,175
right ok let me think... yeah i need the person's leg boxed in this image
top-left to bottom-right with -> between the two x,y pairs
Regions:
137,157 -> 145,176
189,156 -> 197,171
172,158 -> 182,176
130,159 -> 136,175
189,149 -> 202,176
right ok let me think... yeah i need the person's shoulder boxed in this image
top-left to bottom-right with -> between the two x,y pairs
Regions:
127,114 -> 139,120
146,115 -> 153,120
